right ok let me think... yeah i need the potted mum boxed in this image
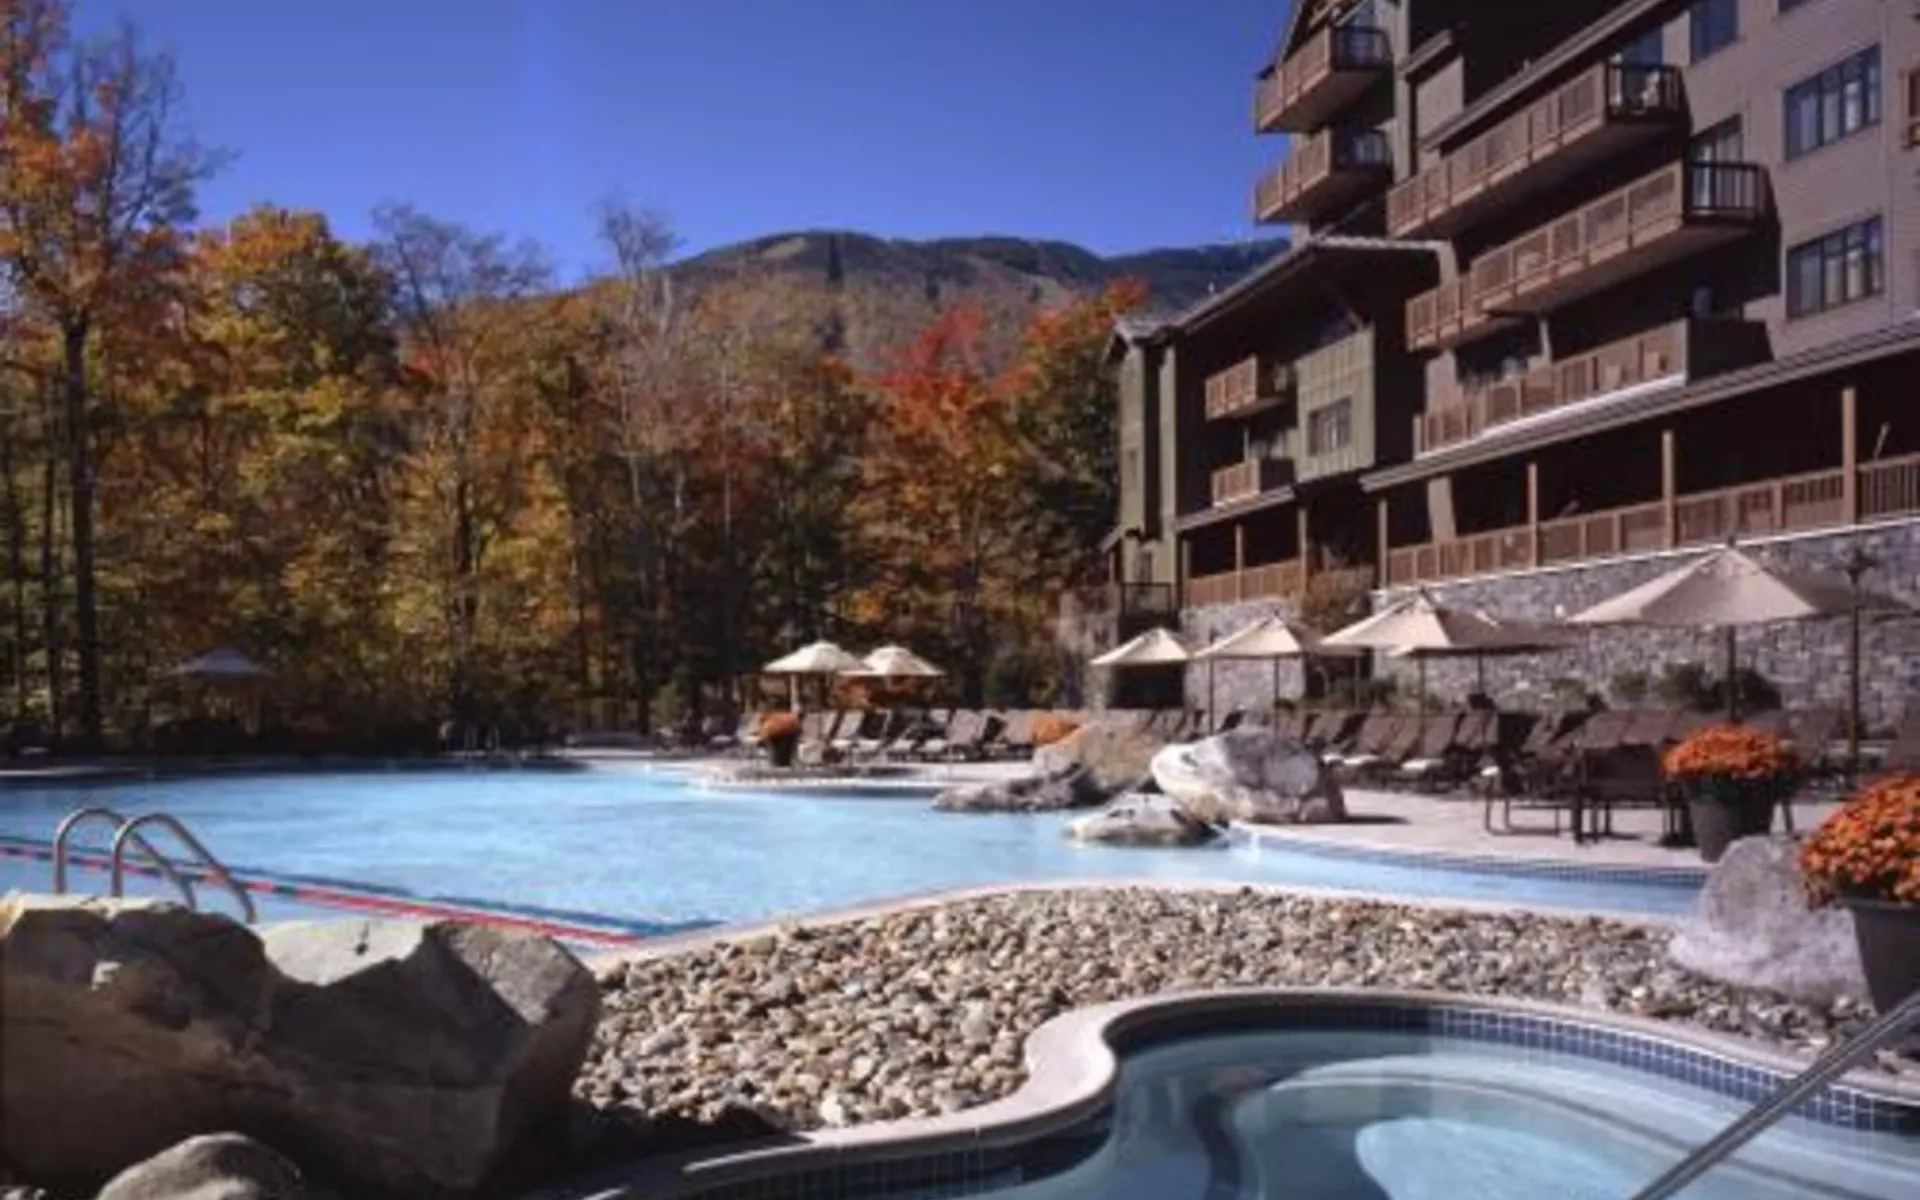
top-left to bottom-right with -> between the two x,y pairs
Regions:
1660,724 -> 1799,863
758,710 -> 802,768
1800,773 -> 1920,1016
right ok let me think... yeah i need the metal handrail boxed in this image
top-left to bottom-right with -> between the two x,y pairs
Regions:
1626,987 -> 1920,1200
53,806 -> 201,911
107,812 -> 257,925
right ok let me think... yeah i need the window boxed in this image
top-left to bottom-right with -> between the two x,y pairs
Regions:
1779,0 -> 1819,12
1784,46 -> 1882,159
1690,0 -> 1738,62
1618,26 -> 1664,67
1690,116 -> 1745,163
1786,216 -> 1884,318
1307,399 -> 1354,456
1905,68 -> 1920,147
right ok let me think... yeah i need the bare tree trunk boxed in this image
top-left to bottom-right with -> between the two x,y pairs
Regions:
63,325 -> 101,747
38,380 -> 63,739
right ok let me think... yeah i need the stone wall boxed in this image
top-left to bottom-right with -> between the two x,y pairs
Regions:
1366,520 -> 1920,729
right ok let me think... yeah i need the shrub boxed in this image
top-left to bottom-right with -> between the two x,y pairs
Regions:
1609,669 -> 1651,706
757,710 -> 802,740
1661,724 -> 1798,784
1032,713 -> 1080,747
1799,773 -> 1920,905
1655,662 -> 1713,710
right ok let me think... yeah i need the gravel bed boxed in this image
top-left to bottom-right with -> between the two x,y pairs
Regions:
578,887 -> 1911,1135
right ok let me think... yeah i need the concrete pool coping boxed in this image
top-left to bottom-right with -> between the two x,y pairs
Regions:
538,987 -> 1920,1200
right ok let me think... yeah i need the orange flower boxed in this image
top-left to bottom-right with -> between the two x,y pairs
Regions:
757,711 -> 801,739
1661,724 -> 1798,784
1800,773 -> 1920,906
1032,714 -> 1081,748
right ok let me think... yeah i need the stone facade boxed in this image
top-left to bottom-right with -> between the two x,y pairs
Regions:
1368,520 -> 1920,730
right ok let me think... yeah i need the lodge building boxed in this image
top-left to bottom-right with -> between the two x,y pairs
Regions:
1082,0 -> 1920,719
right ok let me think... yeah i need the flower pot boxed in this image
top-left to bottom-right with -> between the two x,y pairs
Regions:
1845,897 -> 1920,1022
767,732 -> 799,769
1684,779 -> 1777,864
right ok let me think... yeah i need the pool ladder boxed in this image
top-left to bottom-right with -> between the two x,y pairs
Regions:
1625,986 -> 1920,1200
51,807 -> 258,925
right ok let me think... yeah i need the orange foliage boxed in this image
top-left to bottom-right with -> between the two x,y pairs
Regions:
1800,773 -> 1920,905
1661,724 -> 1798,784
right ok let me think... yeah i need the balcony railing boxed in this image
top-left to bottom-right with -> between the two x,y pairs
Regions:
1255,24 -> 1391,134
1210,456 -> 1293,506
1412,318 -> 1768,455
1383,453 -> 1920,587
1185,560 -> 1305,608
1387,63 -> 1684,238
1255,128 -> 1391,224
1406,161 -> 1768,352
1205,355 -> 1297,421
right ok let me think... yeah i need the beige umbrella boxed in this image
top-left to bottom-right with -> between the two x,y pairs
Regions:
1567,544 -> 1909,730
765,640 -> 866,707
1194,615 -> 1360,711
845,645 -> 945,679
1323,591 -> 1569,707
1091,627 -> 1191,668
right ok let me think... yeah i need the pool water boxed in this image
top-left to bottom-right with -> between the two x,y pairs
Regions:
0,764 -> 1701,928
968,1030 -> 1918,1199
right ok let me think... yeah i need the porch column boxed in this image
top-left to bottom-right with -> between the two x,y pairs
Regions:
1842,384 -> 1859,525
1375,498 -> 1389,584
1660,429 -> 1678,549
1525,459 -> 1541,567
1296,506 -> 1313,585
1179,537 -> 1191,608
1233,522 -> 1246,602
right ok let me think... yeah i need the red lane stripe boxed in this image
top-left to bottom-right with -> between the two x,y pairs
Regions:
2,840 -> 641,946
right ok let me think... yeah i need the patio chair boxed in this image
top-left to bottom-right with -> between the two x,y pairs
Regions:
992,710 -> 1039,759
1483,710 -> 1591,831
831,709 -> 885,757
1368,713 -> 1445,783
915,710 -> 976,761
884,708 -> 952,759
1330,713 -> 1405,774
849,709 -> 913,759
1401,709 -> 1494,790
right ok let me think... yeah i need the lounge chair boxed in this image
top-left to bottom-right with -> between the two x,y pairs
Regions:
1329,713 -> 1403,773
1401,710 -> 1494,789
883,708 -> 951,759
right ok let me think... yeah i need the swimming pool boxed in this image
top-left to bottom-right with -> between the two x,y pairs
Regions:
0,763 -> 1703,928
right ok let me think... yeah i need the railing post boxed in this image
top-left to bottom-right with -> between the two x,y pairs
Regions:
1233,523 -> 1246,602
1841,384 -> 1859,525
1375,498 -> 1389,584
1297,506 -> 1313,587
1525,460 -> 1541,567
1661,428 -> 1678,548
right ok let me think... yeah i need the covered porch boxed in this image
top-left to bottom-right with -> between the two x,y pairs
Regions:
1375,360 -> 1920,587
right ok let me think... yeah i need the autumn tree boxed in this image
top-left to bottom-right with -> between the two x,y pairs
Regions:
0,0 -> 218,745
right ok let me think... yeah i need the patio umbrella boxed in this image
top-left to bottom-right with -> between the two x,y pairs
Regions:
1322,592 -> 1569,708
1194,615 -> 1360,711
1566,544 -> 1910,732
764,640 -> 866,707
845,645 -> 946,679
1090,627 -> 1191,667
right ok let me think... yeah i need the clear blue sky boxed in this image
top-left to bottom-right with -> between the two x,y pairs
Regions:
80,0 -> 1295,278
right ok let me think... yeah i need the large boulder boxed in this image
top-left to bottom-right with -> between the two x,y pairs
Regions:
0,895 -> 600,1198
95,1134 -> 306,1200
1032,722 -> 1168,795
1066,795 -> 1221,847
1151,727 -> 1346,825
1667,835 -> 1868,1007
931,766 -> 1107,813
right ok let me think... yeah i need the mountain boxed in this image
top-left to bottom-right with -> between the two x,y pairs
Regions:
669,231 -> 1287,365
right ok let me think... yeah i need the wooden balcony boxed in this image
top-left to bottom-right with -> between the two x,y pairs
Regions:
1185,561 -> 1305,609
1210,456 -> 1293,506
1255,128 -> 1391,225
1255,24 -> 1391,134
1406,161 -> 1769,352
1205,355 -> 1297,421
1387,63 -> 1684,238
1383,453 -> 1920,588
1412,318 -> 1768,455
